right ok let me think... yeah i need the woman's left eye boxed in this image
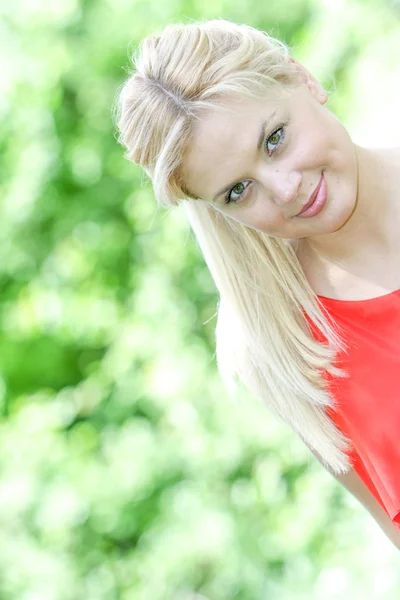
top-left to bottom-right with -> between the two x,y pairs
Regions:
265,126 -> 285,156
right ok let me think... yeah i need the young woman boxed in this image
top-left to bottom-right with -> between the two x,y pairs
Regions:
113,19 -> 400,549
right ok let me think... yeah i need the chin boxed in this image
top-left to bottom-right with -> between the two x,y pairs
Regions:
333,195 -> 358,230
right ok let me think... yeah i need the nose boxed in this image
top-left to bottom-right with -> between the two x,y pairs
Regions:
268,171 -> 302,206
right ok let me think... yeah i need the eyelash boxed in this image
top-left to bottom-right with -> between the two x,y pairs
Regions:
224,124 -> 287,205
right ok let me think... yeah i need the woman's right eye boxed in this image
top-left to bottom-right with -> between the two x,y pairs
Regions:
224,180 -> 252,204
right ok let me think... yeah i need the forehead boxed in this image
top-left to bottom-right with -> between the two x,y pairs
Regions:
193,94 -> 280,144
181,94 -> 284,199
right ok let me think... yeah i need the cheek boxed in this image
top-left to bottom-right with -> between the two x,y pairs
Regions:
302,129 -> 330,161
239,200 -> 284,231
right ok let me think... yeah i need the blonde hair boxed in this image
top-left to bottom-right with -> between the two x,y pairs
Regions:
113,18 -> 353,475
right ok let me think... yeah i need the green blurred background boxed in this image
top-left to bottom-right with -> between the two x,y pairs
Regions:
1,0 -> 400,598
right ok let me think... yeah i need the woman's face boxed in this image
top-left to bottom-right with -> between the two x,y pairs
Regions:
181,76 -> 358,242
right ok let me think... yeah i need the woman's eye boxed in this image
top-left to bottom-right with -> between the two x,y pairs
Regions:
224,180 -> 251,205
224,125 -> 286,205
265,126 -> 285,156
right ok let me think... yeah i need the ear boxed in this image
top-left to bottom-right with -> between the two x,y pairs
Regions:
288,56 -> 328,105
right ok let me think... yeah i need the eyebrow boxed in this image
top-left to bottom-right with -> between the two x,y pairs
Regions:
211,109 -> 278,202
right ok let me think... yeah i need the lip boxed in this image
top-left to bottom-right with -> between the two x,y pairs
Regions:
296,173 -> 325,217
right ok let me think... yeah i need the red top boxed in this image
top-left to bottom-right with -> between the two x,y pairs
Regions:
307,289 -> 400,531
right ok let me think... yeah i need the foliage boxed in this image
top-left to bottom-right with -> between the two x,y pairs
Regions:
1,0 -> 400,598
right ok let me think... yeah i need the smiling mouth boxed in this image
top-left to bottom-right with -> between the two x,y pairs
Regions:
295,173 -> 324,217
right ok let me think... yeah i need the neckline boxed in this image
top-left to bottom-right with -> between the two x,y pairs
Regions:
317,287 -> 400,304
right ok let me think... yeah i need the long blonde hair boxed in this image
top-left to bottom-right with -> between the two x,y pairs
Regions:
113,18 -> 353,475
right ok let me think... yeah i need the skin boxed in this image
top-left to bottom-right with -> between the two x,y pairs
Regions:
181,61 -> 400,548
181,59 -> 400,294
